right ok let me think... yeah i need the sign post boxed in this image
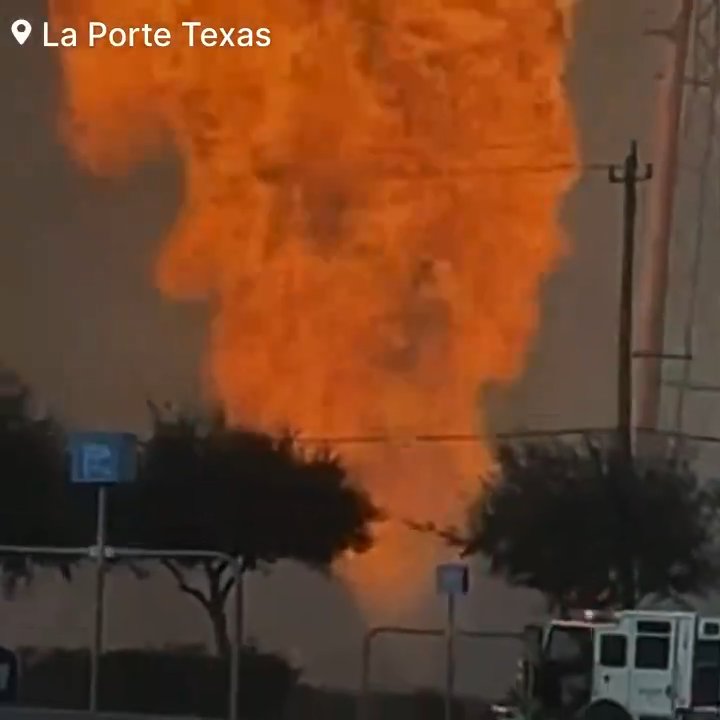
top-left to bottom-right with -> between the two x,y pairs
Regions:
436,563 -> 469,720
0,647 -> 19,704
69,432 -> 137,714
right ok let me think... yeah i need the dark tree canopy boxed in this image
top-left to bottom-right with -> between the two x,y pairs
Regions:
462,438 -> 720,614
0,376 -> 74,593
110,409 -> 378,565
108,406 -> 379,656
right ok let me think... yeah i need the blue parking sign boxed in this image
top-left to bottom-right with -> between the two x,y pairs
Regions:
436,563 -> 469,596
69,432 -> 137,484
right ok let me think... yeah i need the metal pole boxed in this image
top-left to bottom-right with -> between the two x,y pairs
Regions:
229,561 -> 241,720
444,595 -> 456,720
359,629 -> 374,720
0,545 -> 89,556
89,485 -> 108,713
235,563 -> 244,648
671,1 -> 719,448
637,0 -> 693,431
357,630 -> 373,720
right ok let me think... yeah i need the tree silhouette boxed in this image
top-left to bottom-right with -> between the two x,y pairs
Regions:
458,438 -> 720,615
110,404 -> 379,657
0,371 -> 76,594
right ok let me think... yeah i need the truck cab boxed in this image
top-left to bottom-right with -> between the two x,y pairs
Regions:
522,610 -> 720,720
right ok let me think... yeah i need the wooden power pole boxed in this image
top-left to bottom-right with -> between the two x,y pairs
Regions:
609,141 -> 653,459
609,141 -> 653,608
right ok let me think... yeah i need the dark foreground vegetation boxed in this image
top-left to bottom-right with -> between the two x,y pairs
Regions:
17,646 -> 294,718
15,646 -> 494,720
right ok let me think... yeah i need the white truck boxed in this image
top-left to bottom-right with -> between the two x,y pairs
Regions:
517,609 -> 720,720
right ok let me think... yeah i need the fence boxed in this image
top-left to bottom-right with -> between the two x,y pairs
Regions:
359,626 -> 523,720
0,547 -> 531,719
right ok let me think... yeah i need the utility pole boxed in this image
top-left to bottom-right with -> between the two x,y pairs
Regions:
637,0 -> 693,432
609,141 -> 653,459
609,141 -> 652,608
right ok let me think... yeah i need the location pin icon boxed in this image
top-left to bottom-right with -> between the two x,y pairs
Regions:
11,19 -> 32,46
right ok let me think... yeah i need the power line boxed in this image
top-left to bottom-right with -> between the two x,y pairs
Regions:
297,426 -> 720,446
345,158 -> 614,178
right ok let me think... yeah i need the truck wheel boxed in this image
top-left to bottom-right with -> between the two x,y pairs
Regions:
581,700 -> 633,720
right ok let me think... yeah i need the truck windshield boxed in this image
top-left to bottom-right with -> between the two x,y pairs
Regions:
546,625 -> 593,667
538,625 -> 593,714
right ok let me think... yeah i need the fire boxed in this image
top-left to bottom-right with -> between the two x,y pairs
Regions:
50,0 -> 578,609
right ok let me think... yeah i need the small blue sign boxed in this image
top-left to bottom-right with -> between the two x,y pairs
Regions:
436,563 -> 469,596
69,432 -> 137,485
